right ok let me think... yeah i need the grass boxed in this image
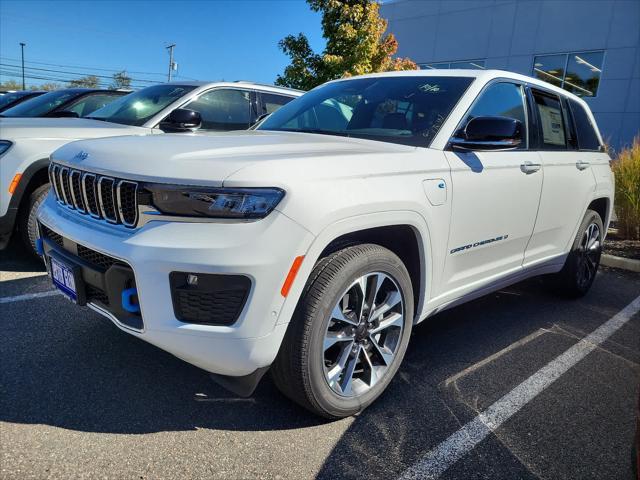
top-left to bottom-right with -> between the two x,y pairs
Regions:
611,136 -> 640,240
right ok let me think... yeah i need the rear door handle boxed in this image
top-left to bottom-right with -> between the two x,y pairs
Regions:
576,160 -> 590,170
520,161 -> 541,174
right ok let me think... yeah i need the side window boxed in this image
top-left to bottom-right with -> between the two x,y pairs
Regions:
531,90 -> 567,149
568,99 -> 601,151
461,82 -> 527,148
260,93 -> 294,115
184,89 -> 251,130
66,93 -> 121,117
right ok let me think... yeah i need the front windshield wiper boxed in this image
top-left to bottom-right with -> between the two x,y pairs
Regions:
83,116 -> 106,122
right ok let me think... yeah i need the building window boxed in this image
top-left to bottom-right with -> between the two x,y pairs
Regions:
419,60 -> 486,70
533,51 -> 604,97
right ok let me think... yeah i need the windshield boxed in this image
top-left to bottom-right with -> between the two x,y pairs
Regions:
0,91 -> 36,109
87,84 -> 196,126
1,90 -> 80,117
258,76 -> 474,147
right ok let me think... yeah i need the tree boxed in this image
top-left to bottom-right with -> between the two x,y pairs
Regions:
0,79 -> 23,90
36,82 -> 62,91
276,0 -> 416,90
111,70 -> 132,89
68,75 -> 100,88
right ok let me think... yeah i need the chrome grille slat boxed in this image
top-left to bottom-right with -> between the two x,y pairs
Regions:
70,170 -> 86,212
116,180 -> 138,227
50,163 -> 138,228
97,176 -> 118,223
82,173 -> 100,218
59,167 -> 73,207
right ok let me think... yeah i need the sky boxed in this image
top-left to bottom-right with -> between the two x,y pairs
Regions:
0,0 -> 325,89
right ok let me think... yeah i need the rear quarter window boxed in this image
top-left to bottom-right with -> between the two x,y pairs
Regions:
568,99 -> 601,151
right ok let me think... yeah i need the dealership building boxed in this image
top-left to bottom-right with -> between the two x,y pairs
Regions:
381,0 -> 640,150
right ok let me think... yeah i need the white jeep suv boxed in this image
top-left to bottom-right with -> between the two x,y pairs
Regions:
0,81 -> 300,253
37,70 -> 614,418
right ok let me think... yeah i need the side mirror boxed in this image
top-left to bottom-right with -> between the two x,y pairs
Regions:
450,116 -> 523,150
47,110 -> 79,118
159,108 -> 202,132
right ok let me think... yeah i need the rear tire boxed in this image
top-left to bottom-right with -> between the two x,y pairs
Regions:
271,244 -> 414,419
544,209 -> 603,298
19,183 -> 49,257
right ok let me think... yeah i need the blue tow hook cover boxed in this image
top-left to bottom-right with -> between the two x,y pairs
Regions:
121,287 -> 141,313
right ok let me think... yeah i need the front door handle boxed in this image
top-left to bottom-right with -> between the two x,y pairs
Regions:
576,160 -> 590,170
520,161 -> 541,174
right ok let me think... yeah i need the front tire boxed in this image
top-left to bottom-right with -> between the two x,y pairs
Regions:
19,183 -> 49,257
544,209 -> 604,298
271,244 -> 414,419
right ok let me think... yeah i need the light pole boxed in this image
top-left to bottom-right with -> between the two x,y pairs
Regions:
166,44 -> 176,82
20,42 -> 26,89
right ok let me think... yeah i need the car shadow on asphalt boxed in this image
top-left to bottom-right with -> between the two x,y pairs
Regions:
0,237 -> 46,274
0,269 -> 637,478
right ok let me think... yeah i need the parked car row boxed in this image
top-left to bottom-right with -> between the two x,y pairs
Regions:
0,81 -> 301,251
2,69 -> 614,418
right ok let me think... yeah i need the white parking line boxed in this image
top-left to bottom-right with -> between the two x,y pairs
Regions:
398,295 -> 640,480
0,290 -> 61,304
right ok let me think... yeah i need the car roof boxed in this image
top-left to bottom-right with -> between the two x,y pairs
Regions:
162,80 -> 304,96
327,69 -> 587,105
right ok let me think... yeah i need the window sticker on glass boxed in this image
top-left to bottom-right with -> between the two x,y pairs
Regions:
538,104 -> 565,146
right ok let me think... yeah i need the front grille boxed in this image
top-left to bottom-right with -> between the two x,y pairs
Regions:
48,163 -> 138,228
41,224 -> 63,247
77,244 -> 118,270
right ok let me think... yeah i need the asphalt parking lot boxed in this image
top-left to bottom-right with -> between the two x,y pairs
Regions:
1,238 -> 639,480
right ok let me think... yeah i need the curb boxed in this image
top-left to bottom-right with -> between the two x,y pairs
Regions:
601,254 -> 640,273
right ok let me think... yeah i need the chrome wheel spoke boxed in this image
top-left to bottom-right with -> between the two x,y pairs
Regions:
331,304 -> 358,326
369,289 -> 402,322
324,331 -> 355,351
369,334 -> 394,366
326,340 -> 354,387
370,312 -> 403,334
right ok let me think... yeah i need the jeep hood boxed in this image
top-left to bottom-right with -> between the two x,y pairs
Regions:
51,130 -> 415,186
0,117 -> 144,140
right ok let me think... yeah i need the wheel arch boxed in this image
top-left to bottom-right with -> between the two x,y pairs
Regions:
15,158 -> 51,213
586,197 -> 610,230
277,211 -> 432,326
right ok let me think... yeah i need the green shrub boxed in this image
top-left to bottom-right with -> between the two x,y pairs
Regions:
612,136 -> 640,240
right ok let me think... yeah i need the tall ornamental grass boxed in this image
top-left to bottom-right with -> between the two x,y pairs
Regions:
612,136 -> 640,240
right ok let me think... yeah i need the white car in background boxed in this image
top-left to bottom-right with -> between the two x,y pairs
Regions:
38,70 -> 613,418
0,81 -> 301,253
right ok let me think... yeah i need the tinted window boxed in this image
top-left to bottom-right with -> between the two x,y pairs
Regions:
532,90 -> 567,149
261,93 -> 294,115
258,76 -> 474,147
533,51 -> 604,97
0,91 -> 36,109
569,99 -> 601,151
88,85 -> 196,126
184,89 -> 251,130
461,82 -> 527,148
1,90 -> 79,117
64,93 -> 123,117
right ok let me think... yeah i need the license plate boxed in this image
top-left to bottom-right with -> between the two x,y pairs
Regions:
50,256 -> 78,302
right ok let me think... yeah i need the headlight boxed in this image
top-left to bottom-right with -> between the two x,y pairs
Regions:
0,141 -> 13,156
144,184 -> 285,219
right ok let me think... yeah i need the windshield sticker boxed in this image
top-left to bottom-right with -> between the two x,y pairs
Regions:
419,84 -> 442,93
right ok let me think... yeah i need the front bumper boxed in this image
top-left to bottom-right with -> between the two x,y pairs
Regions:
37,194 -> 314,376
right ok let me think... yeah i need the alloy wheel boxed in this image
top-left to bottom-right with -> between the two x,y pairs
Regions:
577,222 -> 601,289
322,272 -> 404,397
